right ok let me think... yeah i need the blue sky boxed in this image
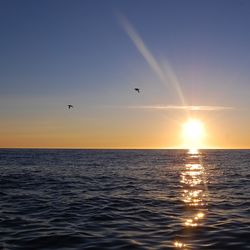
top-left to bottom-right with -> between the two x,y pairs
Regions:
0,0 -> 250,148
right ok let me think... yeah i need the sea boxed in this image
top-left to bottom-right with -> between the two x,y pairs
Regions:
0,149 -> 249,250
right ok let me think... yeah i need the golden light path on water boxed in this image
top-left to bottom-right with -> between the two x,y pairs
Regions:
174,149 -> 208,249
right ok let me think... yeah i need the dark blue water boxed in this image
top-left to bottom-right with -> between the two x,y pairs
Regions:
0,149 -> 250,250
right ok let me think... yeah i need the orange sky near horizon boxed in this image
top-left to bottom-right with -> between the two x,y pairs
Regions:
1,106 -> 249,149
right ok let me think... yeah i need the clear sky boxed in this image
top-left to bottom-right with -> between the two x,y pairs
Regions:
1,0 -> 250,149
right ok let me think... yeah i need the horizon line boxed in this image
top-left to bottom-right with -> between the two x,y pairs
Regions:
0,147 -> 249,150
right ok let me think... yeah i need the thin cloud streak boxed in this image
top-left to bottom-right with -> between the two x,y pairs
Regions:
126,105 -> 235,111
118,14 -> 187,107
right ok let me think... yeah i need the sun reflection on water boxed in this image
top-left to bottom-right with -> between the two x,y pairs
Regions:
174,241 -> 187,249
188,148 -> 199,155
174,149 -> 208,249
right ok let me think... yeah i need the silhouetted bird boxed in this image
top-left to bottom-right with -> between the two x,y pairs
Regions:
134,88 -> 140,93
68,105 -> 74,109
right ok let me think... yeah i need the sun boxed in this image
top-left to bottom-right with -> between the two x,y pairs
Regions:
183,119 -> 204,140
182,118 -> 205,149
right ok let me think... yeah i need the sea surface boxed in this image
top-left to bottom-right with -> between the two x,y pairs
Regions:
0,149 -> 250,250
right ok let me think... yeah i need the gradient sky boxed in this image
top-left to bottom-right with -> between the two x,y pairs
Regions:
1,0 -> 250,148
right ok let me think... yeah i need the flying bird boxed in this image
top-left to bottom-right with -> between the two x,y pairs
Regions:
68,105 -> 74,109
134,88 -> 140,93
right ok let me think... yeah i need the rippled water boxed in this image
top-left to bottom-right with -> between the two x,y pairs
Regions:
0,149 -> 250,250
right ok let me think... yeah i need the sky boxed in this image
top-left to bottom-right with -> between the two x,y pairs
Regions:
0,0 -> 250,149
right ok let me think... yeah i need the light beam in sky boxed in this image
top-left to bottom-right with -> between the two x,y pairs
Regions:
118,14 -> 187,108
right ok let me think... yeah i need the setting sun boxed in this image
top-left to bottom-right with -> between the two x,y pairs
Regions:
182,119 -> 205,149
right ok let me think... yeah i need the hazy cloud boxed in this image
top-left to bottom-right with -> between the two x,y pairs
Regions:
126,105 -> 234,111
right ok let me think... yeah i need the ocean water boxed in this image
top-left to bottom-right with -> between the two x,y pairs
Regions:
0,149 -> 250,250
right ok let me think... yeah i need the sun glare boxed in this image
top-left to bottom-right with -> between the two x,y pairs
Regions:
182,119 -> 205,149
